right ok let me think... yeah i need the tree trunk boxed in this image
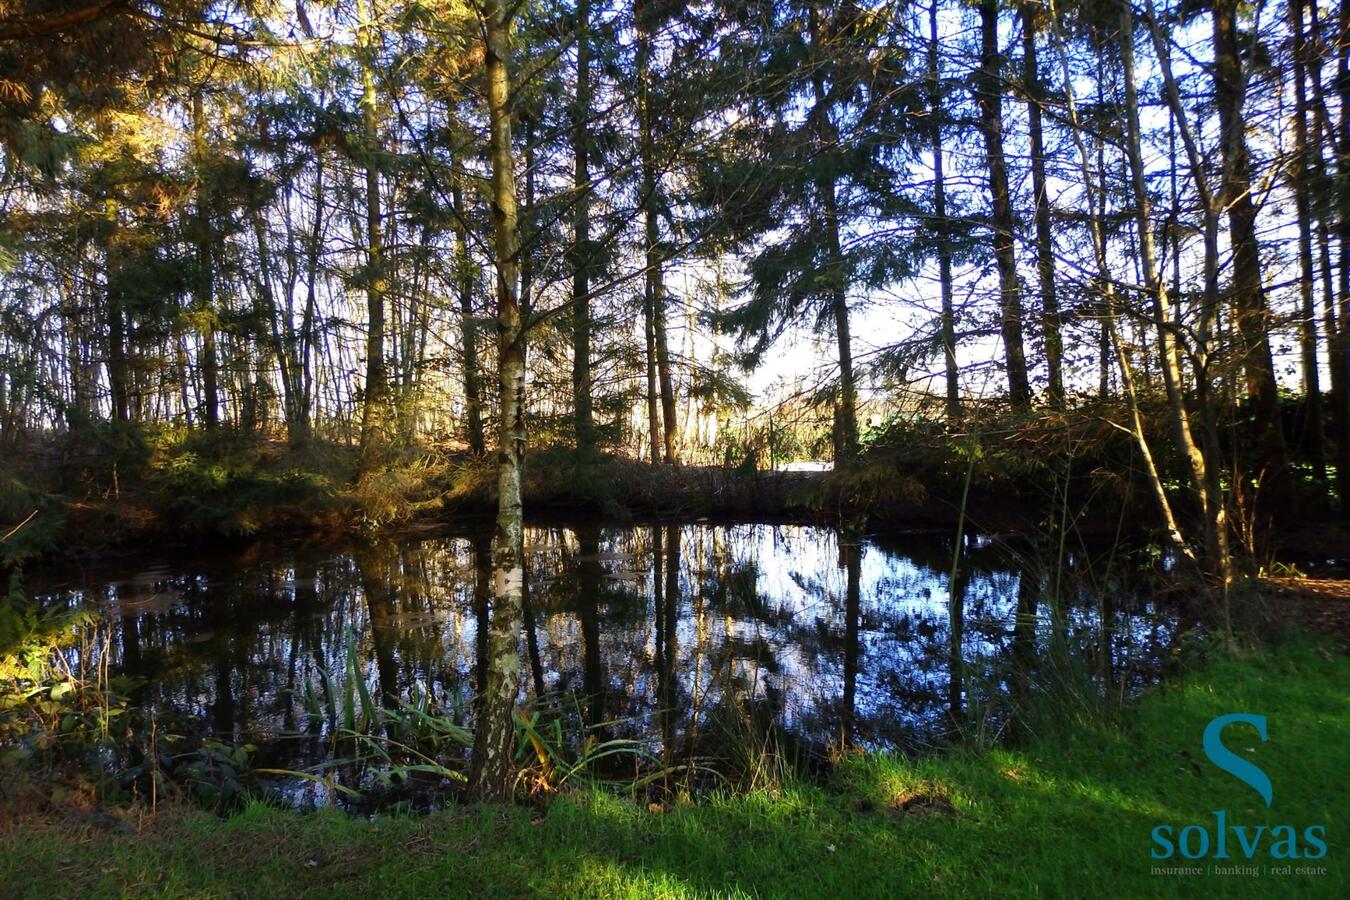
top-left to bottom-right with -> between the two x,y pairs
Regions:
358,0 -> 388,464
976,0 -> 1031,410
1122,3 -> 1231,585
453,177 -> 485,456
1335,0 -> 1350,511
105,242 -> 131,423
929,0 -> 960,423
810,7 -> 859,465
1045,1 -> 1194,563
468,0 -> 526,803
1212,0 -> 1291,506
1290,0 -> 1326,482
655,291 -> 678,464
1305,0 -> 1343,498
643,285 -> 661,463
571,0 -> 594,452
1020,2 -> 1063,407
192,90 -> 220,429
252,207 -> 308,445
637,2 -> 678,463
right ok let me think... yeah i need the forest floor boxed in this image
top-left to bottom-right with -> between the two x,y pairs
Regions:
2,638 -> 1345,898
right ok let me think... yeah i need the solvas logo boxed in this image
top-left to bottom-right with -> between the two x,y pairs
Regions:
1150,714 -> 1327,860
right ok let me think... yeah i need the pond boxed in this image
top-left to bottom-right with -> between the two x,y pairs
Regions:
27,520 -> 1188,806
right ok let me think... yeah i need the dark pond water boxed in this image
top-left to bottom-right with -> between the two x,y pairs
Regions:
28,521 -> 1188,805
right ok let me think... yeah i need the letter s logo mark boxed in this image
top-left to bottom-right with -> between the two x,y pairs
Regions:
1203,714 -> 1271,807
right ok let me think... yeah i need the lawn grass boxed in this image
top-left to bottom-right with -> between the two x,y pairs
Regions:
1,640 -> 1346,898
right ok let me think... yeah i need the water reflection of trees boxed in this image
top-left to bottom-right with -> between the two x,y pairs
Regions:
28,523 -> 1186,790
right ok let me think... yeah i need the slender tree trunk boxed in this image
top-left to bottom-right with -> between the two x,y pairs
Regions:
637,2 -> 678,463
929,1 -> 960,422
1290,0 -> 1326,482
1212,0 -> 1291,505
572,0 -> 595,451
1122,3 -> 1231,584
1046,0 -> 1193,561
1335,0 -> 1350,510
655,291 -> 678,463
453,177 -> 485,455
1020,2 -> 1063,407
809,7 -> 859,465
1307,0 -> 1344,497
469,0 -> 526,803
105,242 -> 131,424
976,0 -> 1031,409
644,289 -> 661,464
192,90 -> 220,429
358,0 -> 388,463
252,207 -> 307,445
63,271 -> 90,429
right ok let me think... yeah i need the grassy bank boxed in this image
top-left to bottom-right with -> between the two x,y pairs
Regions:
2,640 -> 1344,898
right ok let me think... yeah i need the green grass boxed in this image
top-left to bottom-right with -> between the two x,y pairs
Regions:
2,641 -> 1346,898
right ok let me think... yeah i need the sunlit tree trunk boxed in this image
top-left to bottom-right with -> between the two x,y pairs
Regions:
975,0 -> 1031,410
1123,3 -> 1231,585
1045,0 -> 1193,562
468,0 -> 526,803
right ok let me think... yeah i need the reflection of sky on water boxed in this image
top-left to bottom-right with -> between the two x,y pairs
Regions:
29,523 -> 1184,798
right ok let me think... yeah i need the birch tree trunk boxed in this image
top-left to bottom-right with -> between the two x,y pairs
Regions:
469,0 -> 526,803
